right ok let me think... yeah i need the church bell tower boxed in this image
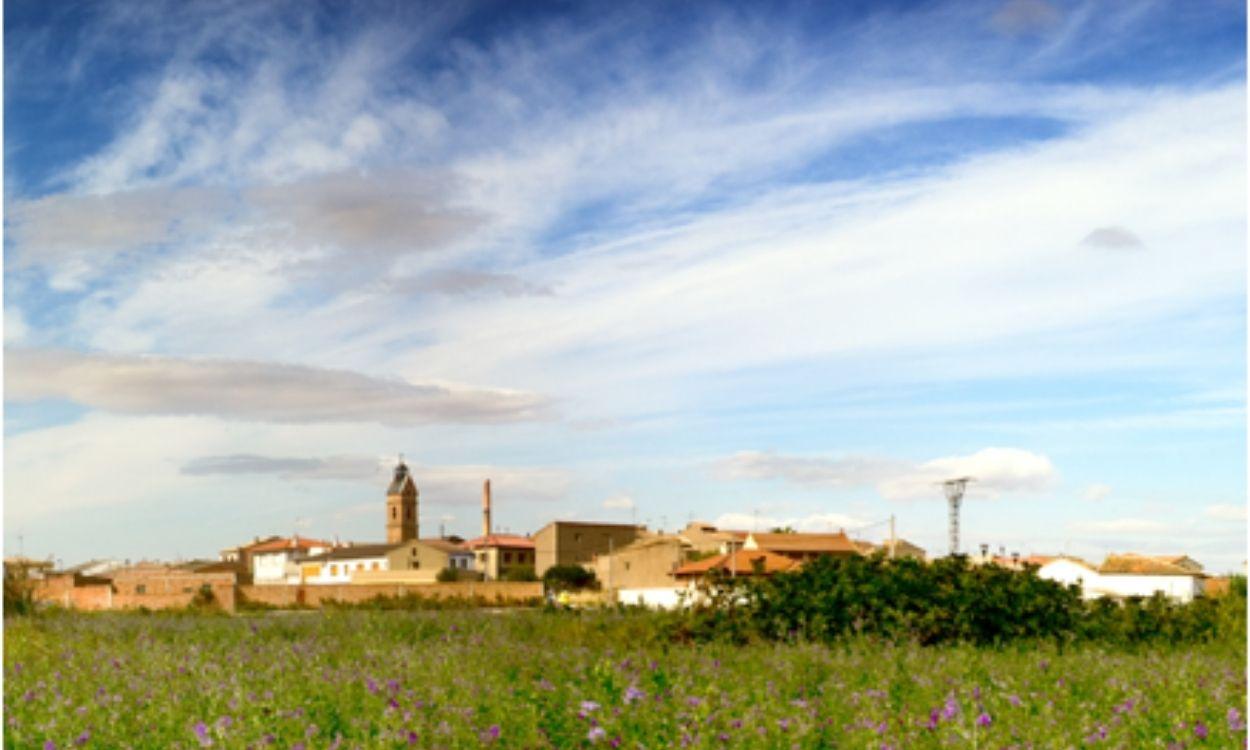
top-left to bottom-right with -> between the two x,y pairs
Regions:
386,457 -> 418,543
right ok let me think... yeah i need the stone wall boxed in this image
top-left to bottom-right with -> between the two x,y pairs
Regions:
238,581 -> 542,608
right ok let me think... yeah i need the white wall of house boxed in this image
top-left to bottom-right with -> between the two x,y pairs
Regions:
615,587 -> 689,609
1093,574 -> 1202,603
300,556 -> 390,585
1037,560 -> 1101,600
253,552 -> 297,584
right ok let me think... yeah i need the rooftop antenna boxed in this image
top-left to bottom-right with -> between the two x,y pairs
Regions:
941,477 -> 974,556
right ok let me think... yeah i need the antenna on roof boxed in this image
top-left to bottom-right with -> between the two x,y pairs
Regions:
941,477 -> 974,556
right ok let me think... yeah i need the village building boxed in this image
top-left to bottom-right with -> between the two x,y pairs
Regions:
533,520 -> 647,577
1091,554 -> 1206,603
671,548 -> 800,582
299,538 -> 474,584
592,535 -> 692,591
1035,556 -> 1101,599
742,531 -> 860,562
248,536 -> 336,584
465,534 -> 536,580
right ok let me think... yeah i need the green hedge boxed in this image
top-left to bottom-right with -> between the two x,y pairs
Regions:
671,554 -> 1246,648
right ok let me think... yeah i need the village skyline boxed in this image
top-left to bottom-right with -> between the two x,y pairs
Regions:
4,1 -> 1246,573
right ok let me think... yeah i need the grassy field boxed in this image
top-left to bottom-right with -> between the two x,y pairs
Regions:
4,609 -> 1245,749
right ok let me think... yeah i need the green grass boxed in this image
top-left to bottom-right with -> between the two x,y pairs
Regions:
4,609 -> 1245,748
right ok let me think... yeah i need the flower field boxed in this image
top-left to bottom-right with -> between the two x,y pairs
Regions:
4,609 -> 1245,749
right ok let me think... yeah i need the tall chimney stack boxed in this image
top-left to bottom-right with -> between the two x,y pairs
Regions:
482,479 -> 492,538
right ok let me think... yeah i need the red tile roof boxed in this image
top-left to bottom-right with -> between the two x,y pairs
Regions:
746,531 -> 859,555
248,536 -> 334,554
464,534 -> 535,550
672,549 -> 799,578
1099,554 -> 1204,576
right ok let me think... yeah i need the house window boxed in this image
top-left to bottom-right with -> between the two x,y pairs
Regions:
625,562 -> 631,571
183,587 -> 193,594
574,533 -> 582,543
136,584 -> 146,594
504,552 -> 512,564
392,507 -> 397,520
406,507 -> 412,519
329,565 -> 338,576
372,562 -> 380,571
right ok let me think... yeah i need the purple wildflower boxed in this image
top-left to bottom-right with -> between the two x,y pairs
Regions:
1195,721 -> 1209,740
407,730 -> 419,745
74,731 -> 90,747
193,721 -> 212,747
480,725 -> 500,743
925,708 -> 940,730
216,716 -> 232,730
1008,694 -> 1022,707
43,742 -> 55,750
778,718 -> 791,731
588,726 -> 607,742
580,700 -> 601,716
976,713 -> 992,727
624,686 -> 645,705
941,697 -> 960,720
1230,708 -> 1246,732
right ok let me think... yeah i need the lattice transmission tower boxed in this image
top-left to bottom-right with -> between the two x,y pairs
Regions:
942,477 -> 974,556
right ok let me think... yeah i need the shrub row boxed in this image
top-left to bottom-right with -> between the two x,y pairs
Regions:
669,554 -> 1247,648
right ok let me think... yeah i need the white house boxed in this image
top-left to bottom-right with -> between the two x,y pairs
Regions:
1036,557 -> 1101,600
1083,554 -> 1205,603
249,536 -> 335,584
297,544 -> 396,584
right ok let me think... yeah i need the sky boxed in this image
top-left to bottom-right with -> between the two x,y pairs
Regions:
3,0 -> 1246,572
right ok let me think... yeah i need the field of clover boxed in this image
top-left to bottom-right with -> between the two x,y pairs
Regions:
4,609 -> 1245,749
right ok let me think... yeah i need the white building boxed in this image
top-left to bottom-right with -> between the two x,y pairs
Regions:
1036,557 -> 1101,600
249,536 -> 335,584
298,544 -> 395,584
1091,554 -> 1204,603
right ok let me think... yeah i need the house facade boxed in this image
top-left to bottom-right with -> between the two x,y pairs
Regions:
465,534 -> 536,580
249,536 -> 335,584
533,521 -> 646,577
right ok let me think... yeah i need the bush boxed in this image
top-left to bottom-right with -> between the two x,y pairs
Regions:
542,564 -> 596,591
670,554 -> 1247,648
436,567 -> 459,583
3,564 -> 37,617
503,565 -> 538,582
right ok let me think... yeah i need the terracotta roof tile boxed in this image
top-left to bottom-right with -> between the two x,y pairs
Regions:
464,534 -> 535,550
248,536 -> 335,554
746,532 -> 859,555
672,549 -> 799,578
1099,554 -> 1203,576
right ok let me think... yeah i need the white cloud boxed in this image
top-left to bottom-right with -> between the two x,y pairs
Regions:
1205,504 -> 1247,522
602,495 -> 636,510
714,451 -> 907,487
1082,483 -> 1112,502
1068,518 -> 1170,535
717,447 -> 1056,502
712,511 -> 870,534
4,308 -> 30,344
5,348 -> 550,425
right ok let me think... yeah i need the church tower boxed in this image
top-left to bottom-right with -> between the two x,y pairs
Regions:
386,458 -> 418,543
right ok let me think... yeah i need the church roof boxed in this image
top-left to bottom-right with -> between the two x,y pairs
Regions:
387,460 -> 417,495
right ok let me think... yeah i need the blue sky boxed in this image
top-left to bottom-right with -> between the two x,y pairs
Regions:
3,0 -> 1246,571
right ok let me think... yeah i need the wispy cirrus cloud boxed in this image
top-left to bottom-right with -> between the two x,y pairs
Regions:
180,453 -> 571,505
716,447 -> 1056,501
6,349 -> 550,425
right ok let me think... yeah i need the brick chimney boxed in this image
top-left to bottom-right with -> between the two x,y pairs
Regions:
482,479 -> 492,538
